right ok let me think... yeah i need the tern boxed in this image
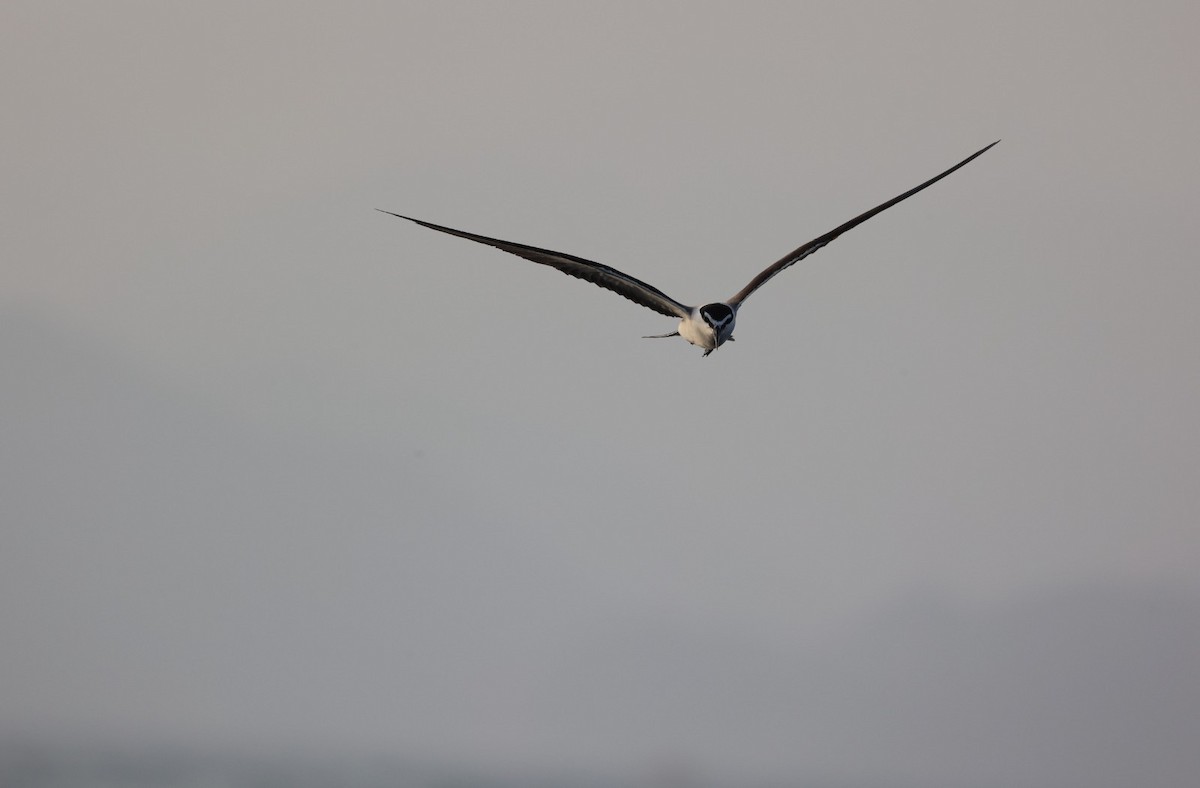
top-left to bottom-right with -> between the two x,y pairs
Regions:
380,140 -> 997,356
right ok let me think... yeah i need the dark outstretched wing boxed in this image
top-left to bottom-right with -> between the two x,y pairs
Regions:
378,211 -> 693,320
727,140 -> 999,308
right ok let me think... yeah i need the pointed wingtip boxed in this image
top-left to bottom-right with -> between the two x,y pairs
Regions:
378,209 -> 426,225
377,210 -> 434,229
959,139 -> 1001,166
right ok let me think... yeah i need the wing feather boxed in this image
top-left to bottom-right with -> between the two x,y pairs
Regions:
727,140 -> 999,307
379,211 -> 692,320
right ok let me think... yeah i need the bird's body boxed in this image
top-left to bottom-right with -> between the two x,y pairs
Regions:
674,303 -> 736,354
381,141 -> 997,356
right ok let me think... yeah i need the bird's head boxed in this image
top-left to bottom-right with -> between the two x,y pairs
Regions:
700,303 -> 736,347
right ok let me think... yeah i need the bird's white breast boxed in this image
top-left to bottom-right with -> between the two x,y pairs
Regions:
678,311 -> 718,349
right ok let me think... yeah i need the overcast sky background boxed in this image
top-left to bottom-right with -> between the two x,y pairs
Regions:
3,2 -> 1199,787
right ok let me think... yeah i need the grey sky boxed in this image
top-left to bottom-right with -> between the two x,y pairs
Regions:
3,2 -> 1199,786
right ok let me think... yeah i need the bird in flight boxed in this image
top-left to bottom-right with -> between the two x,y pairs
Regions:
380,140 -> 997,356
